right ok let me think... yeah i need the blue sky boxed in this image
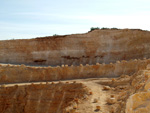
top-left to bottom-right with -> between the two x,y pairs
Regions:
0,0 -> 150,40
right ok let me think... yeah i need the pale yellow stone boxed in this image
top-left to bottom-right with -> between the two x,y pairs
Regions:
126,92 -> 150,113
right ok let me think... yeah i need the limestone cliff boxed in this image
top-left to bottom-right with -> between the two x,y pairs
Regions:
126,66 -> 150,113
0,29 -> 150,66
0,82 -> 89,113
0,58 -> 150,84
0,29 -> 150,113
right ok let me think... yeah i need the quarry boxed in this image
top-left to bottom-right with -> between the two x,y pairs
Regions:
0,29 -> 150,113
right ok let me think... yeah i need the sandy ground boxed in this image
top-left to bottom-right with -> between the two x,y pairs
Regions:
3,77 -> 127,113
76,80 -> 110,113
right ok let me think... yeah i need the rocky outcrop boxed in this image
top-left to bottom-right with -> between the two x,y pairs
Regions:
126,66 -> 150,113
126,92 -> 150,113
0,58 -> 149,84
0,82 -> 89,113
0,29 -> 150,66
1,29 -> 150,113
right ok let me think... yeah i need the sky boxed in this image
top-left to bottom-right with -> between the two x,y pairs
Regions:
0,0 -> 150,40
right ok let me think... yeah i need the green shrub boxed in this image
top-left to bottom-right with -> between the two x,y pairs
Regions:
90,27 -> 100,31
101,27 -> 109,30
90,27 -> 119,32
111,27 -> 119,30
53,34 -> 58,36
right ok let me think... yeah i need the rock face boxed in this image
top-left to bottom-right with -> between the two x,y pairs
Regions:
126,92 -> 150,113
0,58 -> 149,84
0,29 -> 150,113
0,29 -> 150,66
0,83 -> 89,113
126,69 -> 150,113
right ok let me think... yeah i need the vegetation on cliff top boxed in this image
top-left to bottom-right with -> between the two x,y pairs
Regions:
90,27 -> 119,32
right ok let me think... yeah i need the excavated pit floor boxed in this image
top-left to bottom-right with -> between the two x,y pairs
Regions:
1,76 -> 133,113
0,63 -> 150,113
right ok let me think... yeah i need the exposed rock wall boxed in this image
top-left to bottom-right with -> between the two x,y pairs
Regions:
1,29 -> 150,113
126,66 -> 150,113
0,82 -> 89,113
0,29 -> 150,66
0,59 -> 150,84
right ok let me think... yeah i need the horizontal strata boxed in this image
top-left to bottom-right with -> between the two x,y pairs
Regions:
0,29 -> 150,113
0,58 -> 150,84
0,82 -> 90,113
0,29 -> 150,66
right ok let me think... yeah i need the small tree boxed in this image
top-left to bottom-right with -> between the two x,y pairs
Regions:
53,34 -> 58,36
90,27 -> 100,31
101,27 -> 109,30
111,27 -> 119,30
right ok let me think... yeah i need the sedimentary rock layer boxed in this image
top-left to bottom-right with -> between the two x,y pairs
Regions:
0,29 -> 150,66
0,82 -> 89,113
126,68 -> 150,113
0,58 -> 149,84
